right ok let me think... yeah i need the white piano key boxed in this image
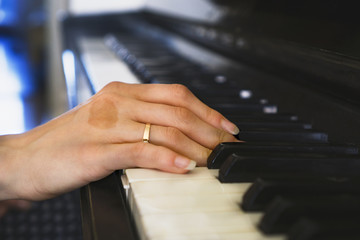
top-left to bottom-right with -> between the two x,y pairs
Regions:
129,179 -> 250,197
138,211 -> 261,239
220,182 -> 252,193
120,174 -> 130,198
124,167 -> 285,240
150,232 -> 285,240
125,167 -> 216,183
132,194 -> 243,216
209,168 -> 220,178
128,177 -> 250,215
78,37 -> 141,92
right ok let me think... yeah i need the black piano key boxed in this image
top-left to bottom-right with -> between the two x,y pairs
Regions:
208,142 -> 358,169
186,75 -> 234,86
200,96 -> 268,105
210,103 -> 278,114
238,130 -> 328,143
198,90 -> 269,104
218,153 -> 360,182
237,121 -> 312,130
288,218 -> 360,240
145,63 -> 197,72
190,87 -> 247,98
241,178 -> 360,211
259,195 -> 360,234
150,76 -> 180,84
136,54 -> 179,61
143,69 -> 173,76
152,77 -> 230,86
228,113 -> 299,122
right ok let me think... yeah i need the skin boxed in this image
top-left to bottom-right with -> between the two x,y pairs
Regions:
0,82 -> 239,215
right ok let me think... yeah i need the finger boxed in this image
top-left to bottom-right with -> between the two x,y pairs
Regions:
102,82 -> 239,135
125,99 -> 237,149
90,143 -> 197,178
101,120 -> 211,164
141,124 -> 212,165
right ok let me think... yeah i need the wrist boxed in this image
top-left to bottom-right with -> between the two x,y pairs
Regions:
0,134 -> 22,200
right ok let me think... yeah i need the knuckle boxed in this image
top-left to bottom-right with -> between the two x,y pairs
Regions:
205,107 -> 222,124
130,143 -> 147,166
131,143 -> 169,168
152,147 -> 167,165
216,130 -> 229,146
203,148 -> 212,159
95,90 -> 124,104
173,107 -> 193,124
95,90 -> 114,100
103,81 -> 122,91
170,84 -> 191,102
164,127 -> 183,143
199,148 -> 212,165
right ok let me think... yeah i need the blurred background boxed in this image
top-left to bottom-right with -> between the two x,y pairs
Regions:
0,0 -> 83,238
0,0 -> 49,134
0,0 -> 147,135
0,0 -> 148,238
0,0 -> 72,135
0,0 -> 125,239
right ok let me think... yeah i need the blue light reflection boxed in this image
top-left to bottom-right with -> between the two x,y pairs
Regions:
62,50 -> 77,108
0,39 -> 28,134
0,0 -> 19,26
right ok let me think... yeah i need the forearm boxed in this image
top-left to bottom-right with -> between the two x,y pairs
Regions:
0,137 -> 32,215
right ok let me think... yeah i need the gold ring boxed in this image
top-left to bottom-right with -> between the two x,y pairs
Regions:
143,123 -> 151,143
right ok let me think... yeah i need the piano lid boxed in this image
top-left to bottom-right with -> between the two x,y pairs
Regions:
145,0 -> 360,60
66,0 -> 360,59
140,0 -> 360,107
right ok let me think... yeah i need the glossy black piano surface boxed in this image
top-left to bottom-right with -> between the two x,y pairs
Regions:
61,1 -> 360,239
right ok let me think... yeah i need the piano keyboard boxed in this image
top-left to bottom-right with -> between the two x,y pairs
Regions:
78,37 -> 141,92
122,167 -> 283,240
77,27 -> 360,240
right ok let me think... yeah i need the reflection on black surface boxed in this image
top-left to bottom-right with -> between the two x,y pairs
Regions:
208,0 -> 360,59
142,0 -> 360,107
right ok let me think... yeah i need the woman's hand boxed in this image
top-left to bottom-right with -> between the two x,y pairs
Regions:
0,82 -> 239,201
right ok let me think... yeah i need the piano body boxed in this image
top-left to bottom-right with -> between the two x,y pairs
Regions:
60,0 -> 360,239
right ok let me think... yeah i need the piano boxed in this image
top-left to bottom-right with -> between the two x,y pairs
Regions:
60,0 -> 360,239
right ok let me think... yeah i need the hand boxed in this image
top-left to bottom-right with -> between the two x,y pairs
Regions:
0,82 -> 239,201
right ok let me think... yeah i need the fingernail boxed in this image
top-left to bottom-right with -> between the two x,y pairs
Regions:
174,156 -> 197,170
221,119 -> 240,135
